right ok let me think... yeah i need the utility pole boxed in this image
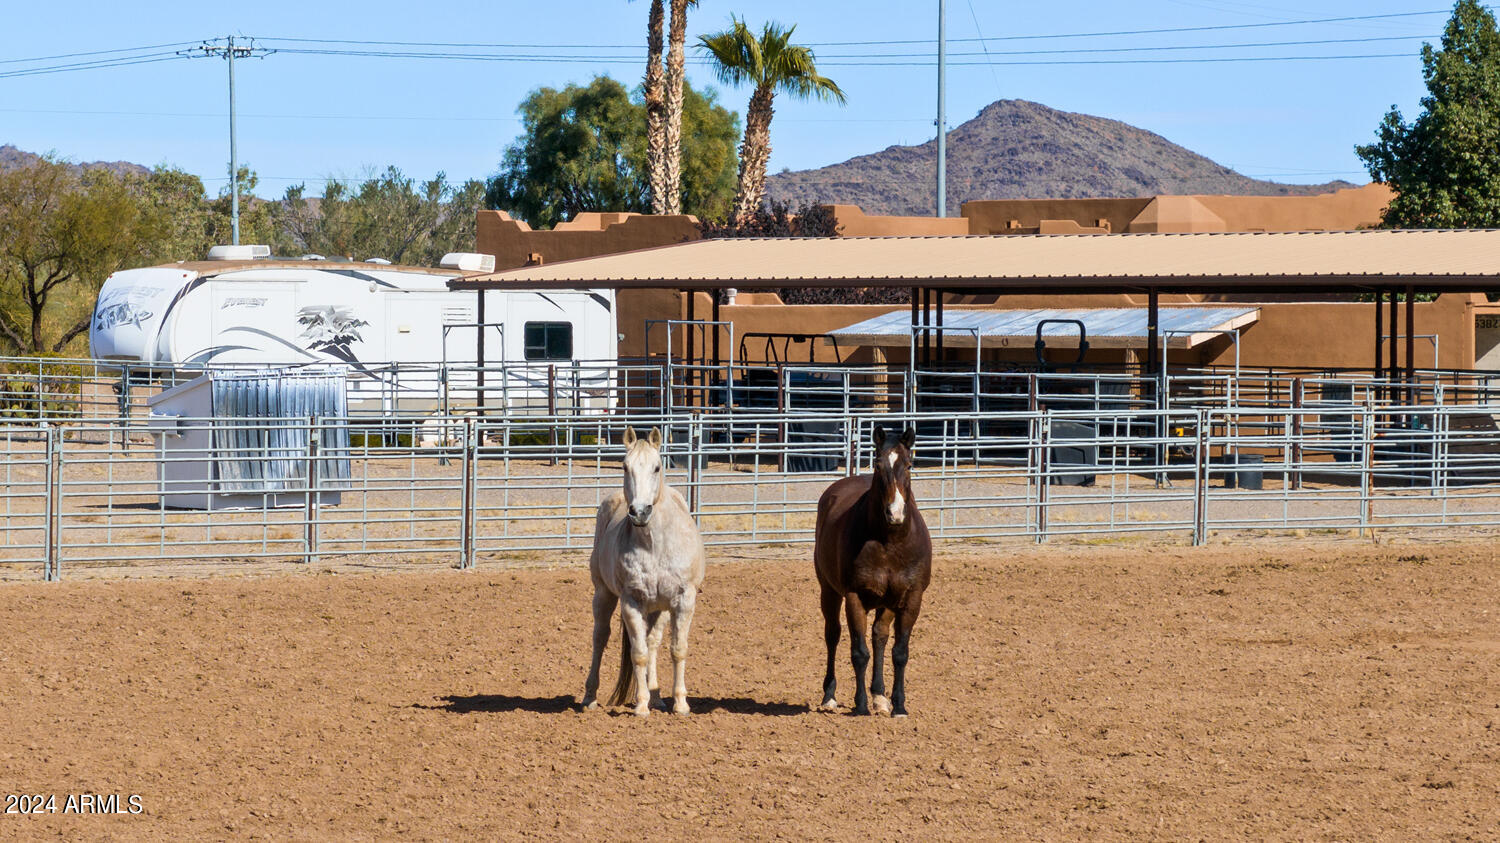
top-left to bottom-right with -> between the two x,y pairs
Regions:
936,0 -> 948,218
186,37 -> 273,245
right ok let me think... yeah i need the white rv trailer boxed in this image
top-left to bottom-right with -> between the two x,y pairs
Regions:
89,247 -> 619,415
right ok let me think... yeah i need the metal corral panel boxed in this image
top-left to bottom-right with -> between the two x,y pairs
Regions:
830,307 -> 1259,349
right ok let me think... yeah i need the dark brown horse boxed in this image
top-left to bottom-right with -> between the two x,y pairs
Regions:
814,424 -> 932,717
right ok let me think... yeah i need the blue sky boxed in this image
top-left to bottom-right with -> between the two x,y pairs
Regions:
0,1 -> 1470,199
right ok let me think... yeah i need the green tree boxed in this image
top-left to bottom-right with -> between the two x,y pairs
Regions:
274,168 -> 485,264
677,85 -> 740,223
207,167 -> 277,248
698,17 -> 845,227
486,75 -> 739,228
0,158 -> 166,353
140,167 -> 214,260
1356,0 -> 1500,228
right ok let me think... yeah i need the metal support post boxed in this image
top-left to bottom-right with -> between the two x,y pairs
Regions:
845,416 -> 859,477
1035,414 -> 1050,544
1192,410 -> 1208,546
686,415 -> 702,516
1360,401 -> 1375,538
304,417 -> 320,564
548,364 -> 559,465
935,0 -> 947,217
44,424 -> 60,582
1291,377 -> 1304,491
476,290 -> 487,416
459,417 -> 477,570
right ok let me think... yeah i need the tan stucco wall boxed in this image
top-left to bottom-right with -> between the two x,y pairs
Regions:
825,205 -> 971,236
1194,294 -> 1476,372
959,184 -> 1392,236
475,211 -> 701,271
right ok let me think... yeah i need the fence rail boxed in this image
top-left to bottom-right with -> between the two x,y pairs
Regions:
6,355 -> 1500,425
3,402 -> 1500,580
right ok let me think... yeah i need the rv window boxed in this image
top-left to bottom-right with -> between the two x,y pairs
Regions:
524,321 -> 573,360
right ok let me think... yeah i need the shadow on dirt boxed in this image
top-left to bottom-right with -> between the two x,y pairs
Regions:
420,694 -> 578,714
691,697 -> 806,717
416,694 -> 806,717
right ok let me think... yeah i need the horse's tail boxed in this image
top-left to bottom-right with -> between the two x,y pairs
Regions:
606,614 -> 636,707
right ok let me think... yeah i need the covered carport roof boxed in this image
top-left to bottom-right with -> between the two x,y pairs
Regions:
450,229 -> 1500,294
831,307 -> 1259,349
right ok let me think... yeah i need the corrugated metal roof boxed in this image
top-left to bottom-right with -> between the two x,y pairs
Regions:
830,307 -> 1258,349
453,229 -> 1500,293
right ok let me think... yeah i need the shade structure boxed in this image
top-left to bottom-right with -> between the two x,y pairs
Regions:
451,229 -> 1500,294
831,307 -> 1259,349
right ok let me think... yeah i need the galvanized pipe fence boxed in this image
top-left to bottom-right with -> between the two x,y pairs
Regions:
3,402 -> 1500,580
6,354 -> 1500,424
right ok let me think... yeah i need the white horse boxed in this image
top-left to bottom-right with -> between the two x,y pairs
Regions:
582,427 -> 706,717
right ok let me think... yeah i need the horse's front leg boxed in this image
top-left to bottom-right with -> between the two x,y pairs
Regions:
890,590 -> 925,718
582,584 -> 618,710
844,592 -> 872,716
619,599 -> 653,717
646,610 -> 668,711
870,607 -> 893,716
819,584 -> 842,711
668,587 -> 697,715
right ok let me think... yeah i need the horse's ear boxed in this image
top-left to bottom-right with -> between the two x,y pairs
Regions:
872,424 -> 886,450
622,427 -> 637,447
647,427 -> 662,448
900,426 -> 916,451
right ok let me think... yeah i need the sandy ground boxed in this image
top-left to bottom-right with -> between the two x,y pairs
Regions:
0,539 -> 1497,839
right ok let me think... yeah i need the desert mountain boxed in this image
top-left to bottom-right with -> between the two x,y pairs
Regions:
765,99 -> 1356,217
0,144 -> 151,179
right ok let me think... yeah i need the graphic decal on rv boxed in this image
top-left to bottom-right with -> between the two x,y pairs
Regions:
296,305 -> 369,363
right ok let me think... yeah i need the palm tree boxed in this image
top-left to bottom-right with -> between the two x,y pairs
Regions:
662,0 -> 695,215
699,18 -> 845,227
640,0 -> 669,215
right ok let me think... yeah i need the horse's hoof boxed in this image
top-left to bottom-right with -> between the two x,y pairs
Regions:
582,700 -> 599,711
892,712 -> 908,719
872,695 -> 892,716
672,701 -> 691,716
818,698 -> 839,712
633,707 -> 651,719
852,705 -> 871,717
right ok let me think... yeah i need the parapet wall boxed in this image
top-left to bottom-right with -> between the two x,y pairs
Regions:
475,211 -> 701,271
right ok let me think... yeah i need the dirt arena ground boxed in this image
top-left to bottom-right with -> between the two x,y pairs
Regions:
1,538 -> 1497,839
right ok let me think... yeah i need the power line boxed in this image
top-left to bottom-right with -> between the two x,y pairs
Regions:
811,34 -> 1433,58
253,10 -> 1453,51
0,40 -> 207,66
265,46 -> 1421,67
806,8 -> 1455,45
0,52 -> 190,80
0,106 -> 925,123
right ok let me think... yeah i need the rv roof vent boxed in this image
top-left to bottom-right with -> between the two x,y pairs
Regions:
299,253 -> 326,261
364,257 -> 392,265
440,252 -> 496,273
207,244 -> 272,261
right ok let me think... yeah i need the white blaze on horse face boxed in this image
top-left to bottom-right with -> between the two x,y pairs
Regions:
886,451 -> 898,469
623,441 -> 662,527
886,484 -> 906,525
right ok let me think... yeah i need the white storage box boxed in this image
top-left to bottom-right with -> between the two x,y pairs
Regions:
146,368 -> 350,510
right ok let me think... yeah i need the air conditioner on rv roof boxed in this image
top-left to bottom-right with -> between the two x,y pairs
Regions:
439,252 -> 496,273
206,244 -> 272,261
